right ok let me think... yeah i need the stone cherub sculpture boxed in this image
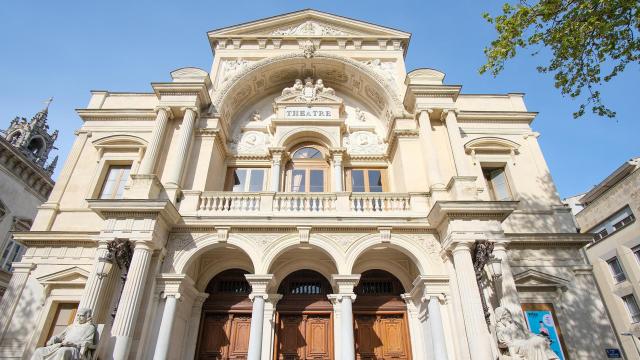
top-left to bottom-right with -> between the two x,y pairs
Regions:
31,308 -> 97,360
281,79 -> 303,96
495,307 -> 559,360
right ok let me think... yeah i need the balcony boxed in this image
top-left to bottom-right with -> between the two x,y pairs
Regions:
180,191 -> 429,218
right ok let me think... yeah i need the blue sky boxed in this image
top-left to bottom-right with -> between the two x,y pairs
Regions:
1,1 -> 637,198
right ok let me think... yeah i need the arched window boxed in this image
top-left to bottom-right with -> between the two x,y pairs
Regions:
27,137 -> 45,156
285,144 -> 328,192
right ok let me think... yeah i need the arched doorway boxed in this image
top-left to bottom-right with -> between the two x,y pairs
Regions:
275,270 -> 334,359
196,269 -> 252,359
354,270 -> 412,360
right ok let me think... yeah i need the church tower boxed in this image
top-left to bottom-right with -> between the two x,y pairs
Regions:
1,98 -> 58,174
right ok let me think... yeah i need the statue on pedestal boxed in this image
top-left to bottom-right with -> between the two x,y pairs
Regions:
31,308 -> 96,360
495,307 -> 559,360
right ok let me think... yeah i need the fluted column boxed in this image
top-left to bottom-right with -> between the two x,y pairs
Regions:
111,242 -> 153,360
331,274 -> 360,360
418,110 -> 444,188
77,242 -> 111,312
166,107 -> 198,188
492,242 -> 525,325
451,242 -> 493,360
442,109 -> 470,176
332,151 -> 344,192
153,293 -> 179,360
428,296 -> 449,360
245,274 -> 273,360
269,148 -> 285,192
139,107 -> 172,175
0,263 -> 35,341
185,293 -> 209,360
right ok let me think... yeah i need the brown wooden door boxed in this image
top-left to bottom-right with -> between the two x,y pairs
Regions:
198,313 -> 251,359
355,314 -> 411,360
276,314 -> 332,359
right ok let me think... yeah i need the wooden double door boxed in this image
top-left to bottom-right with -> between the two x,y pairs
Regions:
276,313 -> 333,359
196,269 -> 253,360
198,312 -> 251,359
354,313 -> 411,360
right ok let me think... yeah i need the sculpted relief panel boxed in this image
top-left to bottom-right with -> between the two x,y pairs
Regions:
343,131 -> 386,155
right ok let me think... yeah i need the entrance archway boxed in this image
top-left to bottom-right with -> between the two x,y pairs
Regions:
274,270 -> 334,359
353,270 -> 412,360
196,269 -> 252,359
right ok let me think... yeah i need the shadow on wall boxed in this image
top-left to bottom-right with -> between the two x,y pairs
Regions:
486,173 -> 618,358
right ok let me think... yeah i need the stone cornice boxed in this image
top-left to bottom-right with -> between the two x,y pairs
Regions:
0,138 -> 54,200
151,82 -> 212,107
427,200 -> 519,228
456,111 -> 537,124
76,109 -> 158,122
506,233 -> 592,248
13,231 -> 99,247
87,199 -> 181,226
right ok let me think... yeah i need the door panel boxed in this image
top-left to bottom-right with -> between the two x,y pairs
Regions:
277,313 -> 332,359
355,314 -> 410,360
198,313 -> 251,359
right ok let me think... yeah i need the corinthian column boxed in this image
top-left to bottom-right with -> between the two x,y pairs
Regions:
442,109 -> 470,176
331,274 -> 361,360
139,107 -> 172,175
153,293 -> 180,360
451,242 -> 493,360
111,242 -> 154,360
0,263 -> 35,341
418,110 -> 444,188
331,149 -> 345,192
77,241 -> 111,313
245,274 -> 274,360
269,147 -> 285,192
165,107 -> 198,201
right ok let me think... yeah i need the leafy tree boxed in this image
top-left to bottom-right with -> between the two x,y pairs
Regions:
480,0 -> 639,118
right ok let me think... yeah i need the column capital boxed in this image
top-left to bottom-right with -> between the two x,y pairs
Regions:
11,262 -> 36,273
331,274 -> 361,294
450,240 -> 474,254
245,274 -> 274,298
439,108 -> 459,121
154,106 -> 174,119
156,273 -> 194,298
180,106 -> 201,117
327,293 -> 357,303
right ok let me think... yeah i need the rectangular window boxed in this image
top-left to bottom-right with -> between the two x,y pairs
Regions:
225,168 -> 266,192
589,206 -> 636,242
482,166 -> 512,201
623,295 -> 640,323
46,303 -> 78,342
347,169 -> 386,192
0,239 -> 26,272
309,170 -> 324,192
99,165 -> 131,199
608,257 -> 627,283
633,246 -> 640,264
291,169 -> 306,192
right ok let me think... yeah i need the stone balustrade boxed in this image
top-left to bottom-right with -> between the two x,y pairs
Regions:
181,191 -> 430,217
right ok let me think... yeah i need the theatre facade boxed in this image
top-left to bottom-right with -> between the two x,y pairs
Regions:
0,9 -> 620,360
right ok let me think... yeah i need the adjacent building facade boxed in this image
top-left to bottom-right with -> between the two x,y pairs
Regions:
0,105 -> 57,298
0,10 -> 620,360
574,158 -> 640,359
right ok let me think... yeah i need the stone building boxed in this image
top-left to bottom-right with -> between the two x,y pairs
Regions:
0,10 -> 620,360
574,157 -> 640,359
0,103 -> 57,298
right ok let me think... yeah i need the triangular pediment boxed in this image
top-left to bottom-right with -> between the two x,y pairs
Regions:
37,266 -> 89,286
208,9 -> 410,39
514,269 -> 569,289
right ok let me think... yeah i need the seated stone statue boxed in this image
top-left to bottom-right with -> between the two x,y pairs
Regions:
495,307 -> 559,360
31,308 -> 96,360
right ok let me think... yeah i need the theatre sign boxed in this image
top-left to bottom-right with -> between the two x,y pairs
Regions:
284,106 -> 332,119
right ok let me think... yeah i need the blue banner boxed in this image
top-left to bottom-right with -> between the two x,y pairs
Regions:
524,310 -> 565,360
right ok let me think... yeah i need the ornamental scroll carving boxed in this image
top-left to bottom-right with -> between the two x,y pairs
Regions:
270,20 -> 354,36
280,77 -> 337,103
343,131 -> 386,155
